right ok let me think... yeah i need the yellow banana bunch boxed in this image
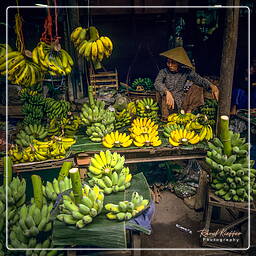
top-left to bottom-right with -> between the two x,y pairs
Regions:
71,26 -> 113,62
0,50 -> 43,87
102,131 -> 133,148
130,126 -> 158,139
133,134 -> 161,147
167,110 -> 196,125
169,128 -> 200,146
131,117 -> 158,130
0,43 -> 12,57
185,121 -> 203,130
32,42 -> 73,76
198,125 -> 213,141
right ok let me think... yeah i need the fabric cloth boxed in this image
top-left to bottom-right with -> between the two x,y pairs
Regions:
154,67 -> 211,109
160,47 -> 194,69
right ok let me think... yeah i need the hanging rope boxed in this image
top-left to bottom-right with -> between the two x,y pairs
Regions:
53,0 -> 61,42
15,0 -> 25,53
40,0 -> 53,44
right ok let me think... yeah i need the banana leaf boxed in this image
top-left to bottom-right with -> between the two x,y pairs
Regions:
52,172 -> 151,248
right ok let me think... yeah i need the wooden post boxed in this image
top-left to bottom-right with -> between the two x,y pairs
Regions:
217,0 -> 240,121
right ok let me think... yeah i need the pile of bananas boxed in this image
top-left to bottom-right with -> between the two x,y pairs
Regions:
19,84 -> 43,100
0,50 -> 43,87
80,100 -> 115,142
89,166 -> 132,194
44,98 -> 71,120
129,118 -> 161,147
163,123 -> 184,138
9,137 -> 76,163
105,192 -> 149,221
71,26 -> 113,62
57,184 -> 104,229
131,77 -> 154,91
86,150 -> 132,194
206,133 -> 255,202
0,177 -> 26,226
115,109 -> 132,129
197,99 -> 217,126
0,43 -> 12,57
127,101 -> 137,116
32,41 -> 74,76
102,131 -> 133,148
47,116 -> 81,137
43,177 -> 72,202
167,110 -> 196,125
15,124 -> 48,147
136,98 -> 159,121
168,128 -> 200,147
9,202 -> 55,252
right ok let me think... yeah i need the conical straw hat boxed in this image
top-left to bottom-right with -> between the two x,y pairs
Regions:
160,47 -> 194,69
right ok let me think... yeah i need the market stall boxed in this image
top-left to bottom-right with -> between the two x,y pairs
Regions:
0,2 -> 254,255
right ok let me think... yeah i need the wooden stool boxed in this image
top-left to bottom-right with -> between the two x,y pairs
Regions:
202,190 -> 256,248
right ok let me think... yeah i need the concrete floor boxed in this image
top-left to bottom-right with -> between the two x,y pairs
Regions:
140,191 -> 255,256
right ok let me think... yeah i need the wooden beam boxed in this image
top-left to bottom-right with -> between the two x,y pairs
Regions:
218,0 -> 240,118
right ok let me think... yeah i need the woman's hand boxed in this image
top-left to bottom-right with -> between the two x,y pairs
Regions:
210,84 -> 219,101
166,90 -> 175,109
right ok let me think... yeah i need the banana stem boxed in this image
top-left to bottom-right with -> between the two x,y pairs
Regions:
31,175 -> 43,209
58,161 -> 73,182
4,156 -> 12,186
219,115 -> 232,156
69,168 -> 83,204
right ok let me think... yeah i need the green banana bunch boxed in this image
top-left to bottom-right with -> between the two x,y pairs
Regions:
0,49 -> 43,87
206,131 -> 255,202
163,123 -> 184,138
88,166 -> 132,194
32,41 -> 74,76
15,124 -> 48,147
61,116 -> 81,137
19,85 -> 43,101
131,77 -> 154,91
57,184 -> 104,229
136,98 -> 159,121
44,98 -> 71,120
42,177 -> 72,202
115,109 -> 131,129
105,192 -> 149,221
80,100 -> 115,142
71,26 -> 113,63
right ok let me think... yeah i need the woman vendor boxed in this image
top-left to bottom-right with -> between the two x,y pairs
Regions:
154,47 -> 219,118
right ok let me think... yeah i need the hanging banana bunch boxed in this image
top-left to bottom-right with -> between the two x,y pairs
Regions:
70,26 -> 113,62
0,44 -> 12,57
32,41 -> 74,76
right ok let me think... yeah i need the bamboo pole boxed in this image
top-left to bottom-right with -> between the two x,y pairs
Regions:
69,168 -> 83,204
4,156 -> 12,186
219,115 -> 232,156
58,162 -> 73,182
31,175 -> 43,209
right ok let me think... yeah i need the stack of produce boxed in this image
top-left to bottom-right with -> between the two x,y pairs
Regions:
136,98 -> 159,121
47,115 -> 81,137
57,168 -> 104,229
115,109 -> 132,129
0,50 -> 43,86
197,99 -> 217,126
167,110 -> 196,125
131,77 -> 154,91
44,98 -> 71,120
43,177 -> 72,202
102,131 -> 133,148
21,93 -> 45,125
9,137 -> 76,163
80,100 -> 115,142
32,41 -> 74,76
206,133 -> 255,202
70,26 -> 113,62
87,150 -> 132,194
105,192 -> 149,221
0,43 -> 12,57
15,123 -> 48,147
168,128 -> 200,146
129,118 -> 161,147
